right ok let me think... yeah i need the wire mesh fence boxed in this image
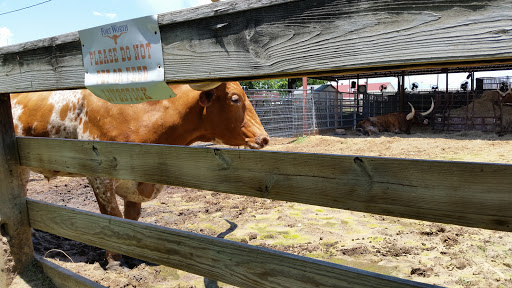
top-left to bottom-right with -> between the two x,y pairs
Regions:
245,89 -> 313,137
245,88 -> 503,138
245,88 -> 365,137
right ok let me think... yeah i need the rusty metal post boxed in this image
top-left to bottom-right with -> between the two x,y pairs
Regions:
334,80 -> 339,128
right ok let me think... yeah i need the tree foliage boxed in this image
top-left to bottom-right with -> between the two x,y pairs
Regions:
239,79 -> 288,89
240,78 -> 328,89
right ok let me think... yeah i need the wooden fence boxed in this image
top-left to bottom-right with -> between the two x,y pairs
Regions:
2,1 -> 512,287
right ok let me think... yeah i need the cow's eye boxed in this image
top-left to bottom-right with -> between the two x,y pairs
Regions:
231,95 -> 240,104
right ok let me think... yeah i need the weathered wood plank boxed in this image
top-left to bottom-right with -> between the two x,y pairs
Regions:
0,33 -> 84,93
0,95 -> 33,287
2,0 -> 512,93
35,256 -> 106,288
159,0 -> 512,82
17,136 -> 512,232
27,200 -> 437,288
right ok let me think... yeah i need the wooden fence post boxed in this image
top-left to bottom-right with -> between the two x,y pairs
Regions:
0,94 -> 33,287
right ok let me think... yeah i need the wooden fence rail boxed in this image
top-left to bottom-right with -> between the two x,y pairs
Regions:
35,256 -> 105,288
2,0 -> 512,93
17,136 -> 512,232
28,200 -> 436,288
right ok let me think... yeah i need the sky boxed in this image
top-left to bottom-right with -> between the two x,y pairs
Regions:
0,0 -> 211,45
0,0 -> 510,89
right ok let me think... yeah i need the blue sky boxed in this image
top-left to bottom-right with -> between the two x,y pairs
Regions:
0,0 -> 510,88
0,0 -> 211,45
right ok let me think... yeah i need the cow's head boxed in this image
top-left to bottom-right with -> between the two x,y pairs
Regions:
405,97 -> 434,125
190,82 -> 269,149
497,88 -> 512,104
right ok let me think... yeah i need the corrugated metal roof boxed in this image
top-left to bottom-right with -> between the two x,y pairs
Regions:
313,64 -> 512,82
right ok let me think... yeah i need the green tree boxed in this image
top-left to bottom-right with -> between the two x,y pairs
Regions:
298,78 -> 329,87
239,79 -> 288,89
240,78 -> 328,89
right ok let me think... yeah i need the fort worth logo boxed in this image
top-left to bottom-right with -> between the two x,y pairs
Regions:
100,24 -> 129,45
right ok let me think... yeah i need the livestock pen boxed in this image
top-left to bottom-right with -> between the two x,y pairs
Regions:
2,1 -> 512,287
246,88 -> 489,137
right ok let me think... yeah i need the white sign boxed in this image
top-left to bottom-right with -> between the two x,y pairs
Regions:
79,15 -> 175,104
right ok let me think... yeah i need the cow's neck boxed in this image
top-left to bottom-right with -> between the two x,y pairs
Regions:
154,93 -> 212,146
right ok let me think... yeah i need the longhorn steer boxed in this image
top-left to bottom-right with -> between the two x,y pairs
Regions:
356,98 -> 434,135
497,88 -> 512,104
11,82 -> 269,267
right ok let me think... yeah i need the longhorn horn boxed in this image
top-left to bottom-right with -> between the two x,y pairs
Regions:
406,102 -> 415,120
496,87 -> 512,97
189,82 -> 222,91
421,97 -> 435,116
497,88 -> 508,97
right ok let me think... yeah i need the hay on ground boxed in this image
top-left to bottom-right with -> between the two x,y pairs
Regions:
449,90 -> 512,130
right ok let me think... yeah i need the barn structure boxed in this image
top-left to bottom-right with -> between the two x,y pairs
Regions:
246,70 -> 512,138
315,69 -> 512,134
2,0 -> 512,287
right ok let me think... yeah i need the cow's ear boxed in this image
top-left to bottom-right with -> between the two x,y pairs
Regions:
199,90 -> 215,107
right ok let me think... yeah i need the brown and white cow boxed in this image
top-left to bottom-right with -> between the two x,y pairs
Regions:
11,82 -> 269,266
356,98 -> 434,136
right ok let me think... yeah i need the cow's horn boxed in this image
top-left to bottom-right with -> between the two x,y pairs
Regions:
497,88 -> 508,97
421,97 -> 435,116
406,102 -> 415,120
189,82 -> 222,91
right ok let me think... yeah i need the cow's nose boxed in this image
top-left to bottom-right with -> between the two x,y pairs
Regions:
257,135 -> 270,148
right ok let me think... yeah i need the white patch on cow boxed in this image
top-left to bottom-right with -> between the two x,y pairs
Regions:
11,99 -> 24,133
114,180 -> 164,202
47,90 -> 83,139
77,111 -> 97,140
213,138 -> 224,145
367,125 -> 380,135
44,90 -> 96,140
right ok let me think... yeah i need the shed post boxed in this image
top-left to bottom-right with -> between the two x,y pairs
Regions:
356,75 -> 360,116
303,77 -> 308,134
334,80 -> 339,128
399,71 -> 405,112
471,72 -> 475,91
0,94 -> 34,287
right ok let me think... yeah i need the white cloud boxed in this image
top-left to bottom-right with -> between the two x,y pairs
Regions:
196,0 -> 214,6
0,27 -> 13,47
93,11 -> 117,19
105,13 -> 117,19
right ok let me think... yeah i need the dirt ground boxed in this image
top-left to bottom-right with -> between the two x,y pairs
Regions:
12,128 -> 512,288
